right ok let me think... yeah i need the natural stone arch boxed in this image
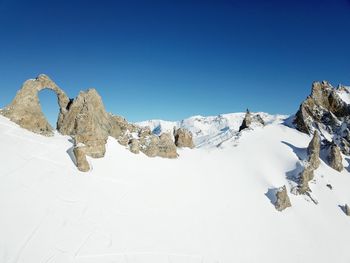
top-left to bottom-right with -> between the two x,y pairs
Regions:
0,74 -> 70,136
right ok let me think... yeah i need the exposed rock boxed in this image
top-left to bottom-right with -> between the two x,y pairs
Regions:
298,165 -> 314,194
128,139 -> 140,154
140,135 -> 160,157
238,109 -> 265,132
0,74 -> 69,136
298,131 -> 321,194
73,146 -> 90,172
328,143 -> 343,172
275,185 -> 292,211
174,128 -> 195,148
293,81 -> 350,155
307,130 -> 321,169
158,133 -> 178,158
239,109 -> 252,132
326,184 -> 333,190
345,204 -> 350,216
1,74 -> 186,171
59,89 -> 111,158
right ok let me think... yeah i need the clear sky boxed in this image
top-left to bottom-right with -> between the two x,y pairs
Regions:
0,0 -> 349,125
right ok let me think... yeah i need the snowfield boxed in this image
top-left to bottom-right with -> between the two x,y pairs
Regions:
1,113 -> 350,263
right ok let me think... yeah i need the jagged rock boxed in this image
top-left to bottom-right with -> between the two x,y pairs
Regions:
328,144 -> 343,172
59,89 -> 111,158
73,146 -> 90,172
1,74 -> 186,172
345,204 -> 350,216
238,109 -> 265,132
139,133 -> 178,158
275,185 -> 292,211
307,130 -> 321,169
298,131 -> 321,194
141,135 -> 160,157
239,109 -> 252,132
158,133 -> 178,158
298,165 -> 314,194
174,128 -> 195,148
128,139 -> 140,154
294,81 -> 350,155
0,74 -> 70,136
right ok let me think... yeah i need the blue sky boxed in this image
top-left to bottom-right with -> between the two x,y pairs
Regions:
0,0 -> 350,125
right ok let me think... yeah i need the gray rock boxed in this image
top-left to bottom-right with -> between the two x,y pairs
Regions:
158,133 -> 178,158
345,204 -> 350,216
128,139 -> 140,154
174,128 -> 195,148
59,89 -> 111,158
328,143 -> 343,172
275,185 -> 292,211
73,146 -> 90,172
0,74 -> 69,136
307,130 -> 321,169
239,109 -> 252,132
298,131 -> 321,194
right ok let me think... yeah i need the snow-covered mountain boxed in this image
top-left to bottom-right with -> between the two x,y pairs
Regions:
138,112 -> 287,148
1,76 -> 350,263
1,109 -> 350,263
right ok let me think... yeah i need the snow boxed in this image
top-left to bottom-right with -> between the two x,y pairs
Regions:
138,112 -> 286,148
337,86 -> 350,104
1,114 -> 350,263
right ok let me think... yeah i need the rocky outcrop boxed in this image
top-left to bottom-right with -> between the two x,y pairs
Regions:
139,132 -> 178,158
73,146 -> 90,172
0,74 -> 70,136
59,89 -> 111,159
307,130 -> 321,169
275,185 -> 292,211
1,74 -> 183,172
298,131 -> 321,194
294,81 -> 350,155
345,204 -> 350,216
328,144 -> 343,172
128,139 -> 140,154
239,109 -> 265,132
174,128 -> 195,148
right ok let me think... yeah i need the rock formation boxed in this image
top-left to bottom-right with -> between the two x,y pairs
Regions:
239,109 -> 252,132
239,109 -> 265,132
298,131 -> 321,194
1,74 -> 182,172
328,143 -> 343,172
73,146 -> 90,172
345,204 -> 350,216
275,185 -> 292,211
294,81 -> 350,155
174,128 -> 195,148
128,139 -> 140,154
0,74 -> 70,136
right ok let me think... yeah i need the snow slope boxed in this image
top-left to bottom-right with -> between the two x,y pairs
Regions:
1,114 -> 350,263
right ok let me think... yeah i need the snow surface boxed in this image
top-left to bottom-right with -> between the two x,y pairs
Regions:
337,86 -> 350,104
1,114 -> 350,263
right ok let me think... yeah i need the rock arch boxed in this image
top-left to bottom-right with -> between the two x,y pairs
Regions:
1,74 -> 70,136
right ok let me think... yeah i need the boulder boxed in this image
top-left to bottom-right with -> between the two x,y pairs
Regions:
328,144 -> 343,172
158,133 -> 178,158
0,74 -> 70,136
345,204 -> 350,216
174,128 -> 195,148
128,139 -> 140,154
307,130 -> 321,169
298,131 -> 321,194
275,185 -> 292,211
73,146 -> 90,172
